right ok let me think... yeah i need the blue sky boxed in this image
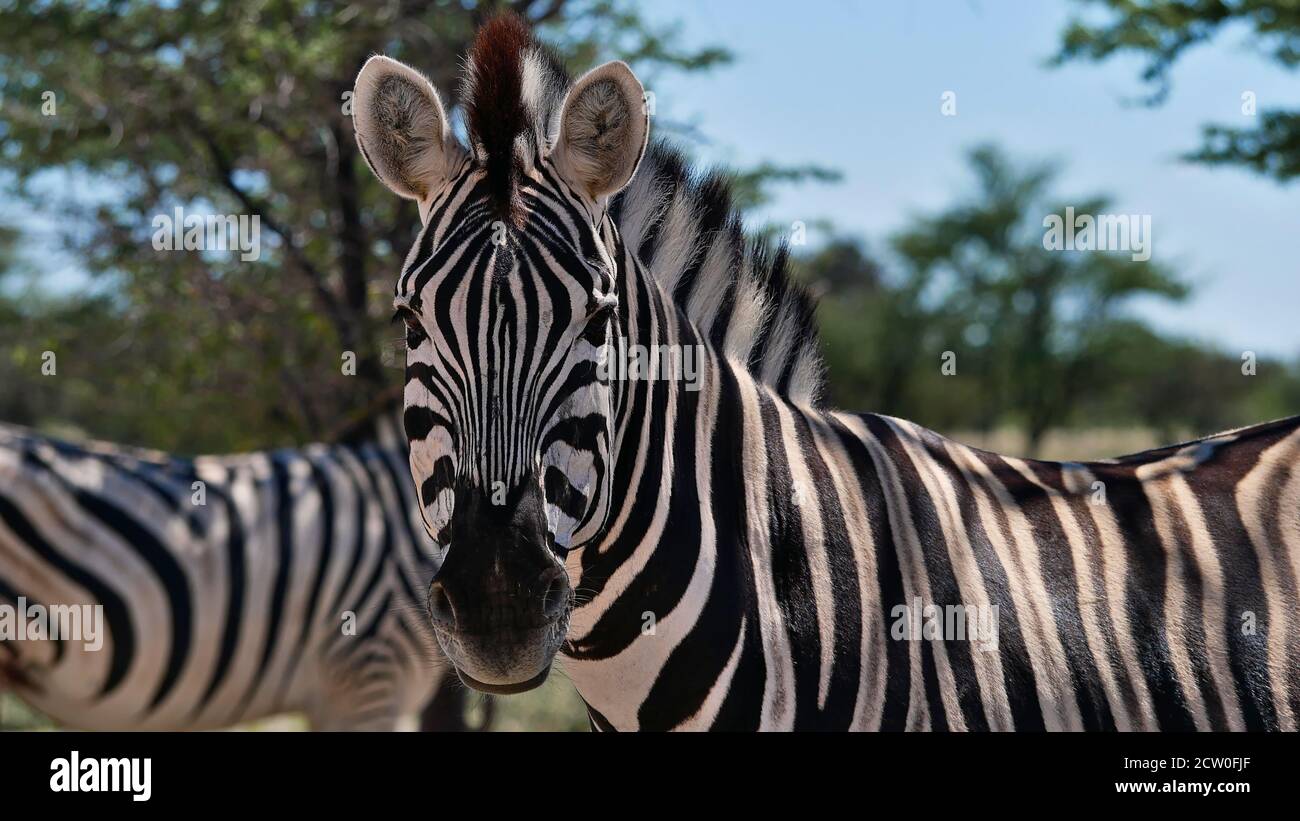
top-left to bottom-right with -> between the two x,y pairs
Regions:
641,0 -> 1299,359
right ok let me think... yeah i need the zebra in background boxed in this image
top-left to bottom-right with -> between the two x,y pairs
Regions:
0,398 -> 462,731
352,15 -> 1300,730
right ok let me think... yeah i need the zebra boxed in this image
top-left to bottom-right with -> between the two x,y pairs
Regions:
350,14 -> 1300,730
0,398 -> 454,731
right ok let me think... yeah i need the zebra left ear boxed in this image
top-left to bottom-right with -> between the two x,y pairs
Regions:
550,61 -> 649,201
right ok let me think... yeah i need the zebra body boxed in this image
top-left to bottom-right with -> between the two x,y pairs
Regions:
569,170 -> 1300,730
352,15 -> 1300,730
563,360 -> 1300,730
0,415 -> 444,730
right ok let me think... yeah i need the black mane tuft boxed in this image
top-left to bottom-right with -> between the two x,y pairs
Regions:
462,14 -> 568,225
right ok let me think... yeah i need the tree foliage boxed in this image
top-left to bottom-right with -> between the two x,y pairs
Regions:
0,0 -> 825,451
1053,0 -> 1300,182
803,144 -> 1296,454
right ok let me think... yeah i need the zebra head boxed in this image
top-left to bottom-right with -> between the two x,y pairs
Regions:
352,16 -> 648,693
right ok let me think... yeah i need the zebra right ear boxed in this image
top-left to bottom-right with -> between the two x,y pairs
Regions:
352,56 -> 460,212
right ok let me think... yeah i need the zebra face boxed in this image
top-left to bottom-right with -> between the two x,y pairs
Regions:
352,22 -> 648,693
394,228 -> 619,553
391,223 -> 618,692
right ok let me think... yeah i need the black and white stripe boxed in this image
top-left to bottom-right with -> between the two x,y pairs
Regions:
567,390 -> 1300,730
0,410 -> 446,730
359,16 -> 1300,731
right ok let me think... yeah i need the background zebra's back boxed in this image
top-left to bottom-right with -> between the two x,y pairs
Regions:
0,423 -> 443,730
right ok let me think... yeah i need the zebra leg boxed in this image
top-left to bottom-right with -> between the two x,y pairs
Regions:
417,680 -> 495,731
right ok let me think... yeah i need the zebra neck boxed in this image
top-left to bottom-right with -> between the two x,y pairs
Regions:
564,259 -> 817,727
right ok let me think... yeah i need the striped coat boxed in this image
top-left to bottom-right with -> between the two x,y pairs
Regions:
567,373 -> 1300,730
0,413 -> 446,730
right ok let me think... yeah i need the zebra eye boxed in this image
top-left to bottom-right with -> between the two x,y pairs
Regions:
589,294 -> 618,323
392,306 -> 427,342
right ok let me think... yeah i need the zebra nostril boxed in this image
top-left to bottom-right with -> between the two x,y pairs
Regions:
428,581 -> 457,630
538,568 -> 570,622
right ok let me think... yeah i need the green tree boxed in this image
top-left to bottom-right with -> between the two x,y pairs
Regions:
1084,318 -> 1300,441
0,0 -> 832,452
1054,0 -> 1300,182
880,145 -> 1185,454
802,142 -> 1300,450
799,238 -> 941,418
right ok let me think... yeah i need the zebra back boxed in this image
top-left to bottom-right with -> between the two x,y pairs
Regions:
0,415 -> 442,731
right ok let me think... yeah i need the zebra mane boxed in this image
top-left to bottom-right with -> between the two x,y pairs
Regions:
462,14 -> 569,226
463,15 -> 826,404
611,141 -> 826,404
